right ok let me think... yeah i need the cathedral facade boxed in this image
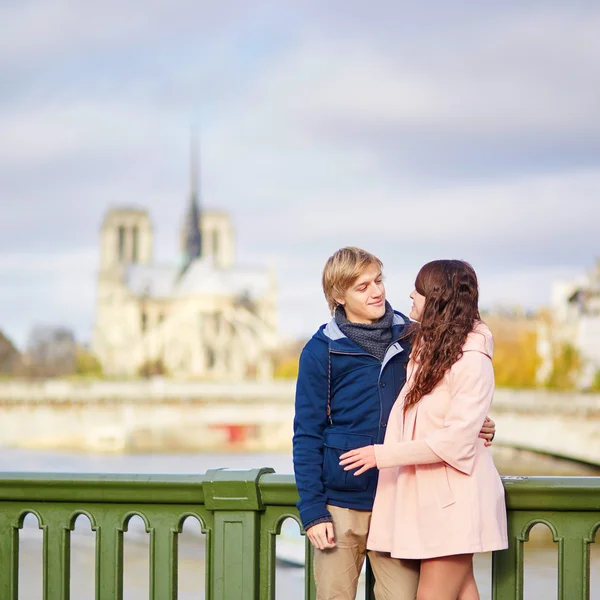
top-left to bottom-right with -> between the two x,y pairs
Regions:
91,161 -> 278,380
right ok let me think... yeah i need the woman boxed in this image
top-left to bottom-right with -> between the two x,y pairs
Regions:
339,260 -> 507,600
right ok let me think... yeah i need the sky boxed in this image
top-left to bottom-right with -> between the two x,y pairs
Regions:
1,1 -> 600,348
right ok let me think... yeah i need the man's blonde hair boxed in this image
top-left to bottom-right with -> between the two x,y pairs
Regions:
322,247 -> 384,314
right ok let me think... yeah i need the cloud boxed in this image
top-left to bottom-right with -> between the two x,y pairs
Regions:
0,1 -> 599,346
242,8 -> 600,181
0,249 -> 97,347
236,164 -> 600,267
0,0 -> 262,70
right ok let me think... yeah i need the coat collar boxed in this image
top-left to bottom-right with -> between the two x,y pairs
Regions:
323,310 -> 411,355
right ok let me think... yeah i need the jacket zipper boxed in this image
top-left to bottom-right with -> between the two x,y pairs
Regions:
328,331 -> 407,434
328,348 -> 388,436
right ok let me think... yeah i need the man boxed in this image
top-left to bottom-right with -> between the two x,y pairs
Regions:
292,247 -> 495,600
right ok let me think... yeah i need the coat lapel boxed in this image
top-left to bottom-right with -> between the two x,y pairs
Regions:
403,402 -> 419,441
400,359 -> 419,441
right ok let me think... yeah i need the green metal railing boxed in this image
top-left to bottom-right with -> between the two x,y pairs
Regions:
0,470 -> 598,599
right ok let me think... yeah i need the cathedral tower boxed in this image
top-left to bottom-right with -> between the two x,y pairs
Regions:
94,208 -> 153,373
182,133 -> 203,271
100,208 -> 153,270
180,136 -> 235,269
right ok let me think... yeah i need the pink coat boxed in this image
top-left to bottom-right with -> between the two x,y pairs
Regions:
367,323 -> 508,559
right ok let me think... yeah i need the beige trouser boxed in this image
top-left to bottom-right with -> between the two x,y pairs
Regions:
313,505 -> 420,600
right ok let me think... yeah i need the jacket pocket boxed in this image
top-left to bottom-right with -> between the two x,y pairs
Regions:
323,432 -> 374,493
422,463 -> 455,508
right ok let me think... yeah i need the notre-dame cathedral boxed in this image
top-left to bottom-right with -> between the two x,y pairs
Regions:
91,148 -> 278,379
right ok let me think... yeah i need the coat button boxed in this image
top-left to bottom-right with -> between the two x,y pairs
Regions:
380,381 -> 386,388
381,422 -> 387,427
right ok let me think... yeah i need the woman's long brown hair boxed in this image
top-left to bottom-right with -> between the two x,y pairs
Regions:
404,260 -> 480,413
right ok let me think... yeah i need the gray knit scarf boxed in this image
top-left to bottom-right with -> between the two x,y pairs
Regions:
334,301 -> 394,362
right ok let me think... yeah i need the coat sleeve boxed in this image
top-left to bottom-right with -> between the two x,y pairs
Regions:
374,438 -> 441,469
374,350 -> 494,474
424,350 -> 494,474
292,346 -> 331,529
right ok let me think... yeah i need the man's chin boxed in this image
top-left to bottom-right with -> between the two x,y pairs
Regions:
369,306 -> 386,321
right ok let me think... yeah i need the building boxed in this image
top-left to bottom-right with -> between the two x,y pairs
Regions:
91,147 -> 278,379
537,260 -> 600,388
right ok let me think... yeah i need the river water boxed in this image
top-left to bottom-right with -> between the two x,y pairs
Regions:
1,447 -> 598,600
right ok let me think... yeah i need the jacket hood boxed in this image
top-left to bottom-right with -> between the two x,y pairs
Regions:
313,310 -> 411,343
463,321 -> 494,359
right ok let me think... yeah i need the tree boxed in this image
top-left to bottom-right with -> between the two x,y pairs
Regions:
0,330 -> 21,375
492,329 -> 540,388
75,348 -> 103,377
274,357 -> 300,379
590,370 -> 600,392
544,343 -> 583,390
484,312 -> 540,389
273,339 -> 305,380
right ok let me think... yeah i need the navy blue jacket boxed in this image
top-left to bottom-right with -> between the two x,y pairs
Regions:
292,310 -> 411,528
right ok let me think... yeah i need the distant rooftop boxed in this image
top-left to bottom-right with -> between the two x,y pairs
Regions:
124,258 -> 271,300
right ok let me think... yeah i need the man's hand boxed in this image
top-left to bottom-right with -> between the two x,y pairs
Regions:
306,522 -> 336,550
339,445 -> 377,476
479,416 -> 496,447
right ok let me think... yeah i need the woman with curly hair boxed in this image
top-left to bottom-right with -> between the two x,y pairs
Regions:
340,260 -> 507,600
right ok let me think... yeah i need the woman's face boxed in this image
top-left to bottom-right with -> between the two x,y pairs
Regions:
409,289 -> 426,321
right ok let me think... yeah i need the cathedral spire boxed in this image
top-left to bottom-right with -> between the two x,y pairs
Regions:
182,130 -> 202,270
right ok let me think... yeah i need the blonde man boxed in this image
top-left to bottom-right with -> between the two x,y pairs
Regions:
292,247 -> 495,600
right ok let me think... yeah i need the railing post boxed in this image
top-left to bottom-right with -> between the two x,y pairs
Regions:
204,468 -> 274,600
42,522 -> 70,600
95,513 -> 124,600
0,517 -> 18,600
492,541 -> 521,600
149,519 -> 178,600
304,540 -> 316,600
556,516 -> 592,600
365,556 -> 376,600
